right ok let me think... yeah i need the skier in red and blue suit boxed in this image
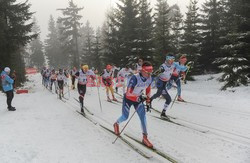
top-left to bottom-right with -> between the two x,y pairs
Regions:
113,61 -> 154,148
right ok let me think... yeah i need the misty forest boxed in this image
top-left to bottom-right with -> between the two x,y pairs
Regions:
0,0 -> 250,90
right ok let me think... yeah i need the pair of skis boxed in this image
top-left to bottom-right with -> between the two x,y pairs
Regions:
72,98 -> 179,162
99,124 -> 179,162
151,108 -> 209,134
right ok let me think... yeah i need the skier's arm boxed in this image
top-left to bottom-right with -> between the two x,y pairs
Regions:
89,70 -> 96,80
153,65 -> 164,76
145,85 -> 151,103
5,75 -> 14,84
99,71 -> 104,77
125,75 -> 138,102
174,62 -> 187,72
75,71 -> 80,78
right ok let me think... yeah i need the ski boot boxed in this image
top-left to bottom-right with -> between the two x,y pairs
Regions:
161,110 -> 170,121
112,96 -> 118,102
142,134 -> 153,148
81,107 -> 85,114
113,122 -> 120,135
8,106 -> 16,111
107,96 -> 112,102
177,96 -> 185,102
115,87 -> 118,93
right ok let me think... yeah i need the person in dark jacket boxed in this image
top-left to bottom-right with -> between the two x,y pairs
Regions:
1,67 -> 16,111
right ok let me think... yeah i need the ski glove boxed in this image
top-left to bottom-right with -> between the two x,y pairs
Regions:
145,103 -> 152,112
186,61 -> 194,67
138,95 -> 147,103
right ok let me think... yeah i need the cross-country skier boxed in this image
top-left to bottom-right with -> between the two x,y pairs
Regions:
113,61 -> 154,148
1,67 -> 16,111
57,69 -> 66,99
44,68 -> 51,88
167,55 -> 188,102
41,67 -> 46,86
101,64 -> 117,102
70,67 -> 77,90
115,65 -> 133,94
75,65 -> 96,113
50,69 -> 57,93
150,54 -> 187,120
63,68 -> 70,86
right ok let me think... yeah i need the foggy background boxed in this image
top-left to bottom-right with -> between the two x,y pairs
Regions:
17,0 -> 205,41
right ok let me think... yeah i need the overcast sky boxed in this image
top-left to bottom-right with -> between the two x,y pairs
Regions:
18,0 -> 205,41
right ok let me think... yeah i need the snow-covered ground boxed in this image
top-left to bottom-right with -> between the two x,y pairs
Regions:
0,73 -> 250,163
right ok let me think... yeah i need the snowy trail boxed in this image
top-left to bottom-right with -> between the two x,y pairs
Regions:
0,74 -> 152,163
1,73 -> 250,163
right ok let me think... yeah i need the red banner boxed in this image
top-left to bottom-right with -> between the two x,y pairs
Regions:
26,68 -> 37,74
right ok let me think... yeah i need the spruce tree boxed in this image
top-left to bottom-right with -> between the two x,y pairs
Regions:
200,0 -> 222,72
154,0 -> 172,64
116,0 -> 140,65
81,21 -> 95,66
30,17 -> 45,68
137,0 -> 154,61
181,0 -> 202,75
0,0 -> 36,85
92,27 -> 103,71
57,0 -> 83,67
45,15 -> 61,68
216,0 -> 250,90
101,9 -> 122,66
170,4 -> 183,54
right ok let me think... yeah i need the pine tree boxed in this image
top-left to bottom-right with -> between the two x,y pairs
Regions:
170,4 -> 183,54
57,0 -> 83,67
29,17 -> 45,68
56,17 -> 71,68
216,0 -> 250,90
154,0 -> 173,64
92,27 -> 103,71
137,0 -> 154,61
181,0 -> 202,75
101,9 -> 122,66
81,21 -> 95,66
116,0 -> 140,65
45,15 -> 61,68
0,0 -> 36,86
200,0 -> 223,72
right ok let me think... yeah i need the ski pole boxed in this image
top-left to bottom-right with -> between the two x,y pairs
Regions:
67,83 -> 70,98
96,77 -> 103,112
112,108 -> 137,144
169,77 -> 181,110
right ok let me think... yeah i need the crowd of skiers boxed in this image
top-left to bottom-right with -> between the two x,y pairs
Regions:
38,53 -> 193,148
1,53 -> 193,148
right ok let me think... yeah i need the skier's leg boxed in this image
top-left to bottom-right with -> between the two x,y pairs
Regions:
167,78 -> 174,90
6,91 -> 12,108
72,76 -> 75,89
134,102 -> 153,148
175,77 -> 182,97
116,97 -> 132,124
150,80 -> 164,101
122,83 -> 126,95
134,103 -> 147,135
50,80 -> 53,90
161,89 -> 172,117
